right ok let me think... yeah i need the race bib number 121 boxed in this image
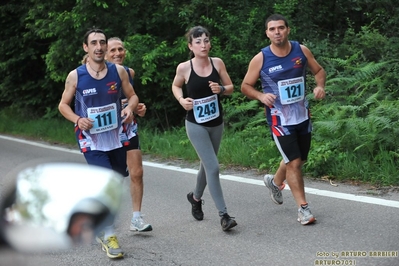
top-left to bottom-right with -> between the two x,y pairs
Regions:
277,77 -> 305,105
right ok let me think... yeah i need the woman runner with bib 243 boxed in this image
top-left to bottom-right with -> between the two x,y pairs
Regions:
171,26 -> 237,231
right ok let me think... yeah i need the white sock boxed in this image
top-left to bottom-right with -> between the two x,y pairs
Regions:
103,225 -> 115,239
133,211 -> 141,219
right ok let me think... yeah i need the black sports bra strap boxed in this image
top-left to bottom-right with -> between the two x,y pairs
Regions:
190,59 -> 193,70
209,57 -> 215,68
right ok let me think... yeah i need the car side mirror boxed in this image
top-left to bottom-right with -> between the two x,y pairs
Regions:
0,162 -> 123,252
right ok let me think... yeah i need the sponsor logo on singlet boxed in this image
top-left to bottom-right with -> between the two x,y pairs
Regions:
107,81 -> 118,94
268,65 -> 283,73
83,88 -> 97,96
292,57 -> 303,68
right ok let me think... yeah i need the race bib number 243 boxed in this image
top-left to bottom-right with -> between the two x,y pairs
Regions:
193,95 -> 220,123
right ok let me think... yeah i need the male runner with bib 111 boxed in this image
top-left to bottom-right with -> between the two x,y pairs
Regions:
58,28 -> 139,259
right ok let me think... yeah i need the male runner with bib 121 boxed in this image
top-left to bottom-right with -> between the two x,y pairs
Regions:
241,14 -> 326,225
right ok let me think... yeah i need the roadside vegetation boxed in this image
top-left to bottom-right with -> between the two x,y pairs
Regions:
2,100 -> 399,187
1,1 -> 399,186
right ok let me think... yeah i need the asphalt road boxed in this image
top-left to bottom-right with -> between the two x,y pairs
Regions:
0,135 -> 398,266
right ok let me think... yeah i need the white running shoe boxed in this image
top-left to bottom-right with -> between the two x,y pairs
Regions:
130,216 -> 152,232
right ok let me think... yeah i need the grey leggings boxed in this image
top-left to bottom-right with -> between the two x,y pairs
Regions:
185,120 -> 227,216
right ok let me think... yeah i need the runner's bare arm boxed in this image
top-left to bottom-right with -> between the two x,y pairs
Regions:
213,57 -> 233,95
172,62 -> 193,111
301,45 -> 326,99
58,70 -> 81,124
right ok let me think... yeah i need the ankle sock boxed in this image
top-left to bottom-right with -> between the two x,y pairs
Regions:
133,211 -> 141,219
300,203 -> 308,209
103,225 -> 115,239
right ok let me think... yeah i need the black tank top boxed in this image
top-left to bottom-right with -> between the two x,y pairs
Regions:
185,58 -> 223,127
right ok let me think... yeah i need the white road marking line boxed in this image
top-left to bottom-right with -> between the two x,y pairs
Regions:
2,135 -> 399,208
143,161 -> 399,208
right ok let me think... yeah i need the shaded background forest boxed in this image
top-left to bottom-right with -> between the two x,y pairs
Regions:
1,0 -> 399,185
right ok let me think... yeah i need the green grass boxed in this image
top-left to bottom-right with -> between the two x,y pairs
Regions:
139,127 -> 198,162
0,108 -> 277,175
1,107 -> 398,186
0,109 -> 76,146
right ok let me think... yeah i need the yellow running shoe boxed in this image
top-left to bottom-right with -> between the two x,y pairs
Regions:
96,235 -> 124,259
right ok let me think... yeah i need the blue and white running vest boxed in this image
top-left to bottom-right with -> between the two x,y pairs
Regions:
75,62 -> 124,152
120,66 -> 138,141
260,41 -> 310,126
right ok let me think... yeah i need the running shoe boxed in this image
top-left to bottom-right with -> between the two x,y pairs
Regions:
297,206 -> 316,225
130,216 -> 153,232
95,234 -> 124,259
220,213 -> 237,231
264,174 -> 285,205
187,192 -> 204,220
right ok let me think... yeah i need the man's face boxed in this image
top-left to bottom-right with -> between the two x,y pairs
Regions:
266,20 -> 290,46
83,32 -> 107,63
106,40 -> 126,65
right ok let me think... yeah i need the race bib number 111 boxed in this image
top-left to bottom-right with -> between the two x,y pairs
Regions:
87,103 -> 118,134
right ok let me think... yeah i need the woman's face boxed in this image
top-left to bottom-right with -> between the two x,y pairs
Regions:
188,33 -> 211,57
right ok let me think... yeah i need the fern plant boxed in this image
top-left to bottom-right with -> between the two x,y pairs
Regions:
309,54 -> 399,184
